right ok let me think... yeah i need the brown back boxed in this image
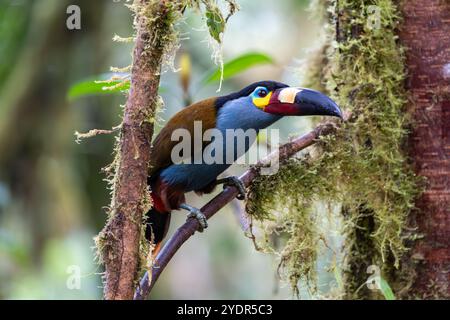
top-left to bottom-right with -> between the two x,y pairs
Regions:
149,97 -> 218,177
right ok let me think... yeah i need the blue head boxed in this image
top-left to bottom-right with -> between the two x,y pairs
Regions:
216,80 -> 342,129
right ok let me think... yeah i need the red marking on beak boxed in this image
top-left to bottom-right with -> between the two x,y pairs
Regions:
265,89 -> 301,115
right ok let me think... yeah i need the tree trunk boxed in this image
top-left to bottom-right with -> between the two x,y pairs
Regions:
399,0 -> 450,299
99,0 -> 177,300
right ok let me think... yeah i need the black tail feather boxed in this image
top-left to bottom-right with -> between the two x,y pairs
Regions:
145,208 -> 171,245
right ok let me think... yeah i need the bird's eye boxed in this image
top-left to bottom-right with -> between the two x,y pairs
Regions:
257,89 -> 268,97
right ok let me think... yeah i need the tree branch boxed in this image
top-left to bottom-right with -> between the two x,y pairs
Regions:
133,121 -> 338,300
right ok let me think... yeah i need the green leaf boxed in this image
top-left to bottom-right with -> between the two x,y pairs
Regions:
67,74 -> 129,101
204,52 -> 275,84
205,6 -> 225,43
380,277 -> 396,300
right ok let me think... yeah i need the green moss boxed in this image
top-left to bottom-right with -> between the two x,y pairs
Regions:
246,0 -> 421,298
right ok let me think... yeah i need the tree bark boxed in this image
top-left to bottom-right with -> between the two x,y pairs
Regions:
100,0 -> 174,300
399,0 -> 450,299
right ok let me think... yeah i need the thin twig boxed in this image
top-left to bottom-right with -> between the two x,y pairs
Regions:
133,121 -> 338,300
230,199 -> 251,232
75,126 -> 120,144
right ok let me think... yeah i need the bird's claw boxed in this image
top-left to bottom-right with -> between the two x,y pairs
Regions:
219,176 -> 246,200
180,203 -> 208,232
187,209 -> 208,232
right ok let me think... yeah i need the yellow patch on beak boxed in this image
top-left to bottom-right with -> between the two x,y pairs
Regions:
253,91 -> 272,109
278,88 -> 302,104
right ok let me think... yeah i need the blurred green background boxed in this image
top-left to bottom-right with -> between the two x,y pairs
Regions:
0,0 -> 334,299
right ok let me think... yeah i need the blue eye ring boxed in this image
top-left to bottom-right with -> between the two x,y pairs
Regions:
253,87 -> 269,98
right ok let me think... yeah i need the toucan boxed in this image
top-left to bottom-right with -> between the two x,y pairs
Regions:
146,80 -> 342,254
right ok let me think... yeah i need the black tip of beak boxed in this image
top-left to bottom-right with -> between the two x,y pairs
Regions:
295,89 -> 342,119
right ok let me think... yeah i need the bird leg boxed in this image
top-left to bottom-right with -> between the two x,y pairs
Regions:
179,203 -> 208,232
216,176 -> 246,200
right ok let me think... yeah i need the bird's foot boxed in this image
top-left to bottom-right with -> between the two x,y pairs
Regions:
216,176 -> 246,200
180,203 -> 208,232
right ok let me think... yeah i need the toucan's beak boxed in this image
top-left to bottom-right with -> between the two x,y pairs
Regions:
265,87 -> 342,119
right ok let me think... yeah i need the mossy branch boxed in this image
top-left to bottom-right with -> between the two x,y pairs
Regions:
133,120 -> 340,300
93,0 -> 238,300
97,0 -> 183,300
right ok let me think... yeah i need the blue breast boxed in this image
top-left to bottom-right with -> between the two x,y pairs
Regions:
159,96 -> 281,192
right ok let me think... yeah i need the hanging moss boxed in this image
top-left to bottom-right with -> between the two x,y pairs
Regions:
246,0 -> 422,299
247,138 -> 345,295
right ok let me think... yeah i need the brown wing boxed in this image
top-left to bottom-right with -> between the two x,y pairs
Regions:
148,97 -> 218,177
